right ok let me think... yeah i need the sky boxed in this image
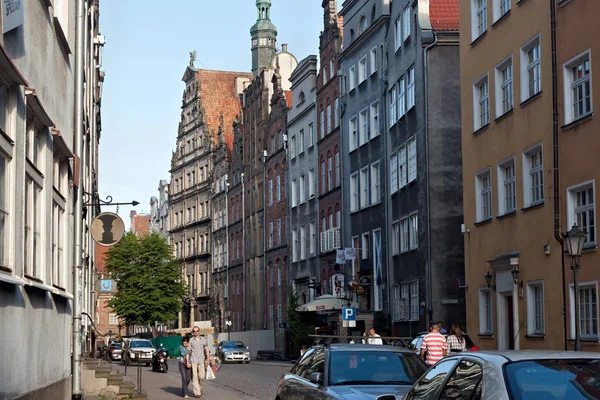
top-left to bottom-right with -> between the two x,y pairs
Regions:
98,0 -> 328,228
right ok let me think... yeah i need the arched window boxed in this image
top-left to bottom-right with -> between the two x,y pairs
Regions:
371,5 -> 376,25
298,91 -> 305,104
359,16 -> 368,34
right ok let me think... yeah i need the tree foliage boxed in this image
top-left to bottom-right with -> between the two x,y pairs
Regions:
287,293 -> 314,356
105,232 -> 185,328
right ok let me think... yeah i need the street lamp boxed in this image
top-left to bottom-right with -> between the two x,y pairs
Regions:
562,223 -> 587,351
484,270 -> 494,289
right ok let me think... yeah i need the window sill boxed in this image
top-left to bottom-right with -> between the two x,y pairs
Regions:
472,123 -> 490,136
521,200 -> 545,212
52,289 -> 74,300
558,0 -> 573,8
478,333 -> 494,338
24,278 -> 55,293
0,273 -> 26,286
568,338 -> 599,343
520,91 -> 542,108
470,31 -> 488,47
562,112 -> 593,131
491,10 -> 511,28
496,210 -> 517,220
474,218 -> 492,227
583,243 -> 598,253
525,334 -> 546,340
495,108 -> 514,123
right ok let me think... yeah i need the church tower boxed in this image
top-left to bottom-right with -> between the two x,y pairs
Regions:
250,0 -> 277,77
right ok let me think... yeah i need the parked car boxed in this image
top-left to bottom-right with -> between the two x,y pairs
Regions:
106,342 -> 122,362
402,350 -> 600,400
408,331 -> 478,354
216,341 -> 251,363
121,338 -> 155,366
275,344 -> 428,400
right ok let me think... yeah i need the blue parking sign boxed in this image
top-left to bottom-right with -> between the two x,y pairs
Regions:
342,307 -> 356,321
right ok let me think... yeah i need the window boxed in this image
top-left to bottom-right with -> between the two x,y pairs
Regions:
277,219 -> 282,246
361,233 -> 369,259
493,0 -> 510,23
360,167 -> 369,208
571,283 -> 598,339
398,76 -> 406,118
24,175 -> 42,279
521,35 -> 541,102
369,101 -> 379,138
359,15 -> 368,34
497,157 -> 516,215
323,66 -> 328,85
399,146 -> 407,188
400,283 -> 409,320
330,59 -> 335,79
54,0 -> 70,43
335,152 -> 340,187
390,152 -> 398,194
349,66 -> 356,91
291,179 -> 297,207
292,229 -> 298,262
522,143 -> 544,207
395,16 -> 402,51
308,170 -> 315,197
392,222 -> 400,255
443,361 -> 484,400
409,213 -> 418,249
392,285 -> 401,321
496,57 -> 514,116
334,99 -> 339,128
410,281 -> 418,320
350,173 -> 359,212
268,179 -> 273,206
359,109 -> 368,145
479,289 -> 493,334
327,104 -> 332,134
370,162 -> 380,204
0,151 -> 8,267
269,305 -> 274,329
300,175 -> 306,203
300,226 -> 306,260
327,158 -> 333,192
109,313 -> 119,325
276,175 -> 281,203
369,47 -> 377,75
299,129 -> 305,154
388,85 -> 397,128
336,210 -> 341,228
350,117 -> 358,151
309,222 -> 316,255
473,74 -> 490,130
527,281 -> 545,335
358,56 -> 367,83
407,138 -> 417,183
406,66 -> 415,110
298,91 -> 306,105
472,0 -> 487,40
308,123 -> 314,147
321,160 -> 326,195
290,135 -> 296,158
567,181 -> 596,246
320,110 -> 325,139
476,169 -> 492,221
563,51 -> 592,124
51,201 -> 65,287
402,6 -> 411,42
400,217 -> 409,252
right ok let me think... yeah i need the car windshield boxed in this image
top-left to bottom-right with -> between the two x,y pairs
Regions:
329,351 -> 427,386
130,340 -> 153,348
505,359 -> 600,400
222,341 -> 246,349
111,343 -> 122,348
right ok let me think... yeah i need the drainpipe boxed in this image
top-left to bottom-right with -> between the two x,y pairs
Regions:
226,179 -> 230,313
550,0 -> 567,351
263,149 -> 267,330
423,31 -> 438,326
242,172 -> 246,330
72,0 -> 86,398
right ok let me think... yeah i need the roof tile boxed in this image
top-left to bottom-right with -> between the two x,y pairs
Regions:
429,0 -> 459,32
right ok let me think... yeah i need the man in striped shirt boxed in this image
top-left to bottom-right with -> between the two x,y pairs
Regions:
420,323 -> 447,366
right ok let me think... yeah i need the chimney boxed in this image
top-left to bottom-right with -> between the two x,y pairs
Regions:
282,44 -> 288,53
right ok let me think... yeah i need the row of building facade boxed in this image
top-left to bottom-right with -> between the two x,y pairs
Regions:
148,0 -> 600,355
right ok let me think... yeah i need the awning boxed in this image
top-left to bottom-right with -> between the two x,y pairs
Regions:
25,87 -> 55,128
295,295 -> 348,312
52,128 -> 73,159
0,42 -> 28,87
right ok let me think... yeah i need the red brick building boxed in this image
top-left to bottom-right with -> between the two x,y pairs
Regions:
265,68 -> 292,353
317,0 -> 344,295
129,210 -> 150,236
94,243 -> 121,345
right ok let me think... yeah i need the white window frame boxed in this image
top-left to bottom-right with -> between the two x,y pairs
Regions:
566,180 -> 596,247
350,172 -> 359,212
392,221 -> 400,255
522,143 -> 544,207
292,229 -> 298,262
390,152 -> 398,194
370,162 -> 380,204
520,35 -> 541,102
268,179 -> 273,206
471,0 -> 487,41
406,66 -> 415,110
360,166 -> 370,209
369,101 -> 379,139
300,225 -> 306,260
269,222 -> 274,249
334,99 -> 340,129
400,217 -> 409,253
492,0 -> 511,23
327,157 -> 333,192
473,74 -> 490,130
290,135 -> 296,158
388,85 -> 397,128
308,169 -> 315,198
277,218 -> 282,246
479,288 -> 494,335
300,174 -> 306,204
399,146 -> 407,189
569,281 -> 599,340
563,50 -> 592,124
407,138 -> 417,183
409,281 -> 419,321
24,173 -> 43,280
308,122 -> 314,147
309,222 -> 316,255
349,65 -> 357,91
497,157 -> 516,216
395,16 -> 402,51
369,47 -> 377,76
495,56 -> 514,117
402,6 -> 411,43
276,175 -> 281,203
359,108 -> 368,146
320,110 -> 325,139
327,104 -> 332,134
335,152 -> 341,187
0,146 -> 12,270
291,178 -> 297,208
361,232 -> 370,260
350,116 -> 358,151
409,212 -> 418,250
476,168 -> 493,222
109,313 -> 119,325
298,129 -> 305,154
398,76 -> 406,118
358,56 -> 367,83
527,280 -> 545,336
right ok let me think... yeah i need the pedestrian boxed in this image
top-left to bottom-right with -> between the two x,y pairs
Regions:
420,322 -> 447,367
189,327 -> 210,398
178,336 -> 192,398
446,324 -> 466,355
438,321 -> 448,334
367,327 -> 383,345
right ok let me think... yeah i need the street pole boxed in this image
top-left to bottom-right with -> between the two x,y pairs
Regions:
573,262 -> 581,351
72,0 -> 86,398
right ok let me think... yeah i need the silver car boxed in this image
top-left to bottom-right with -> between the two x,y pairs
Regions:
217,341 -> 251,363
122,338 -> 155,366
403,350 -> 600,400
275,344 -> 428,400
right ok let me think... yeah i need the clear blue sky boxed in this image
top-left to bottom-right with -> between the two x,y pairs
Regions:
98,0 -> 327,227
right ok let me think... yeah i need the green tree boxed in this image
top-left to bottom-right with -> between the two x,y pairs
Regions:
105,232 -> 185,336
287,293 -> 314,357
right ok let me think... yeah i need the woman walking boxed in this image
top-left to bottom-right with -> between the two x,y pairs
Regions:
446,324 -> 466,355
178,336 -> 193,398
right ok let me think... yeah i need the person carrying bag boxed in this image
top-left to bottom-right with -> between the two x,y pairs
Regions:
446,324 -> 467,355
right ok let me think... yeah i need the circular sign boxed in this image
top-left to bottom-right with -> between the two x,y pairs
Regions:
91,212 -> 125,246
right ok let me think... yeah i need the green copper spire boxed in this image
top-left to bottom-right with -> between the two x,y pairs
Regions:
250,0 -> 277,76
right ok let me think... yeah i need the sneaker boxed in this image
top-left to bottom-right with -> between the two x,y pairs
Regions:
184,396 -> 189,399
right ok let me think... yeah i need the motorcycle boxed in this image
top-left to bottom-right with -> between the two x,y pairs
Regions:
152,345 -> 169,373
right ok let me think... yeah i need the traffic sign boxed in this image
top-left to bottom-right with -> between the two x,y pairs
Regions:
342,307 -> 356,321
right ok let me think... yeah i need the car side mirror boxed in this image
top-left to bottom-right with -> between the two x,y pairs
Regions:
309,372 -> 323,385
376,396 -> 397,400
246,346 -> 249,350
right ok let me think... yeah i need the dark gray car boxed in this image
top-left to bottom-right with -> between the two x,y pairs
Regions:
275,344 -> 428,400
403,350 -> 600,400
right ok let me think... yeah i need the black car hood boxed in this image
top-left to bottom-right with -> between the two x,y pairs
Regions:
329,385 -> 410,400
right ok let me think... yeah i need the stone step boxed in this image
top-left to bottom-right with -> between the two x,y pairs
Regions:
95,366 -> 113,379
107,372 -> 124,386
83,359 -> 101,370
119,380 -> 136,395
116,391 -> 147,400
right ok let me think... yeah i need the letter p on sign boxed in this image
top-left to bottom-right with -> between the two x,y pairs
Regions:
342,307 -> 356,321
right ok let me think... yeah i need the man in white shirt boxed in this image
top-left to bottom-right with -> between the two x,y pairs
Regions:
189,327 -> 210,398
367,327 -> 383,345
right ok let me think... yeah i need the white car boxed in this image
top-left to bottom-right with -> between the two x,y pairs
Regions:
122,338 -> 155,366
